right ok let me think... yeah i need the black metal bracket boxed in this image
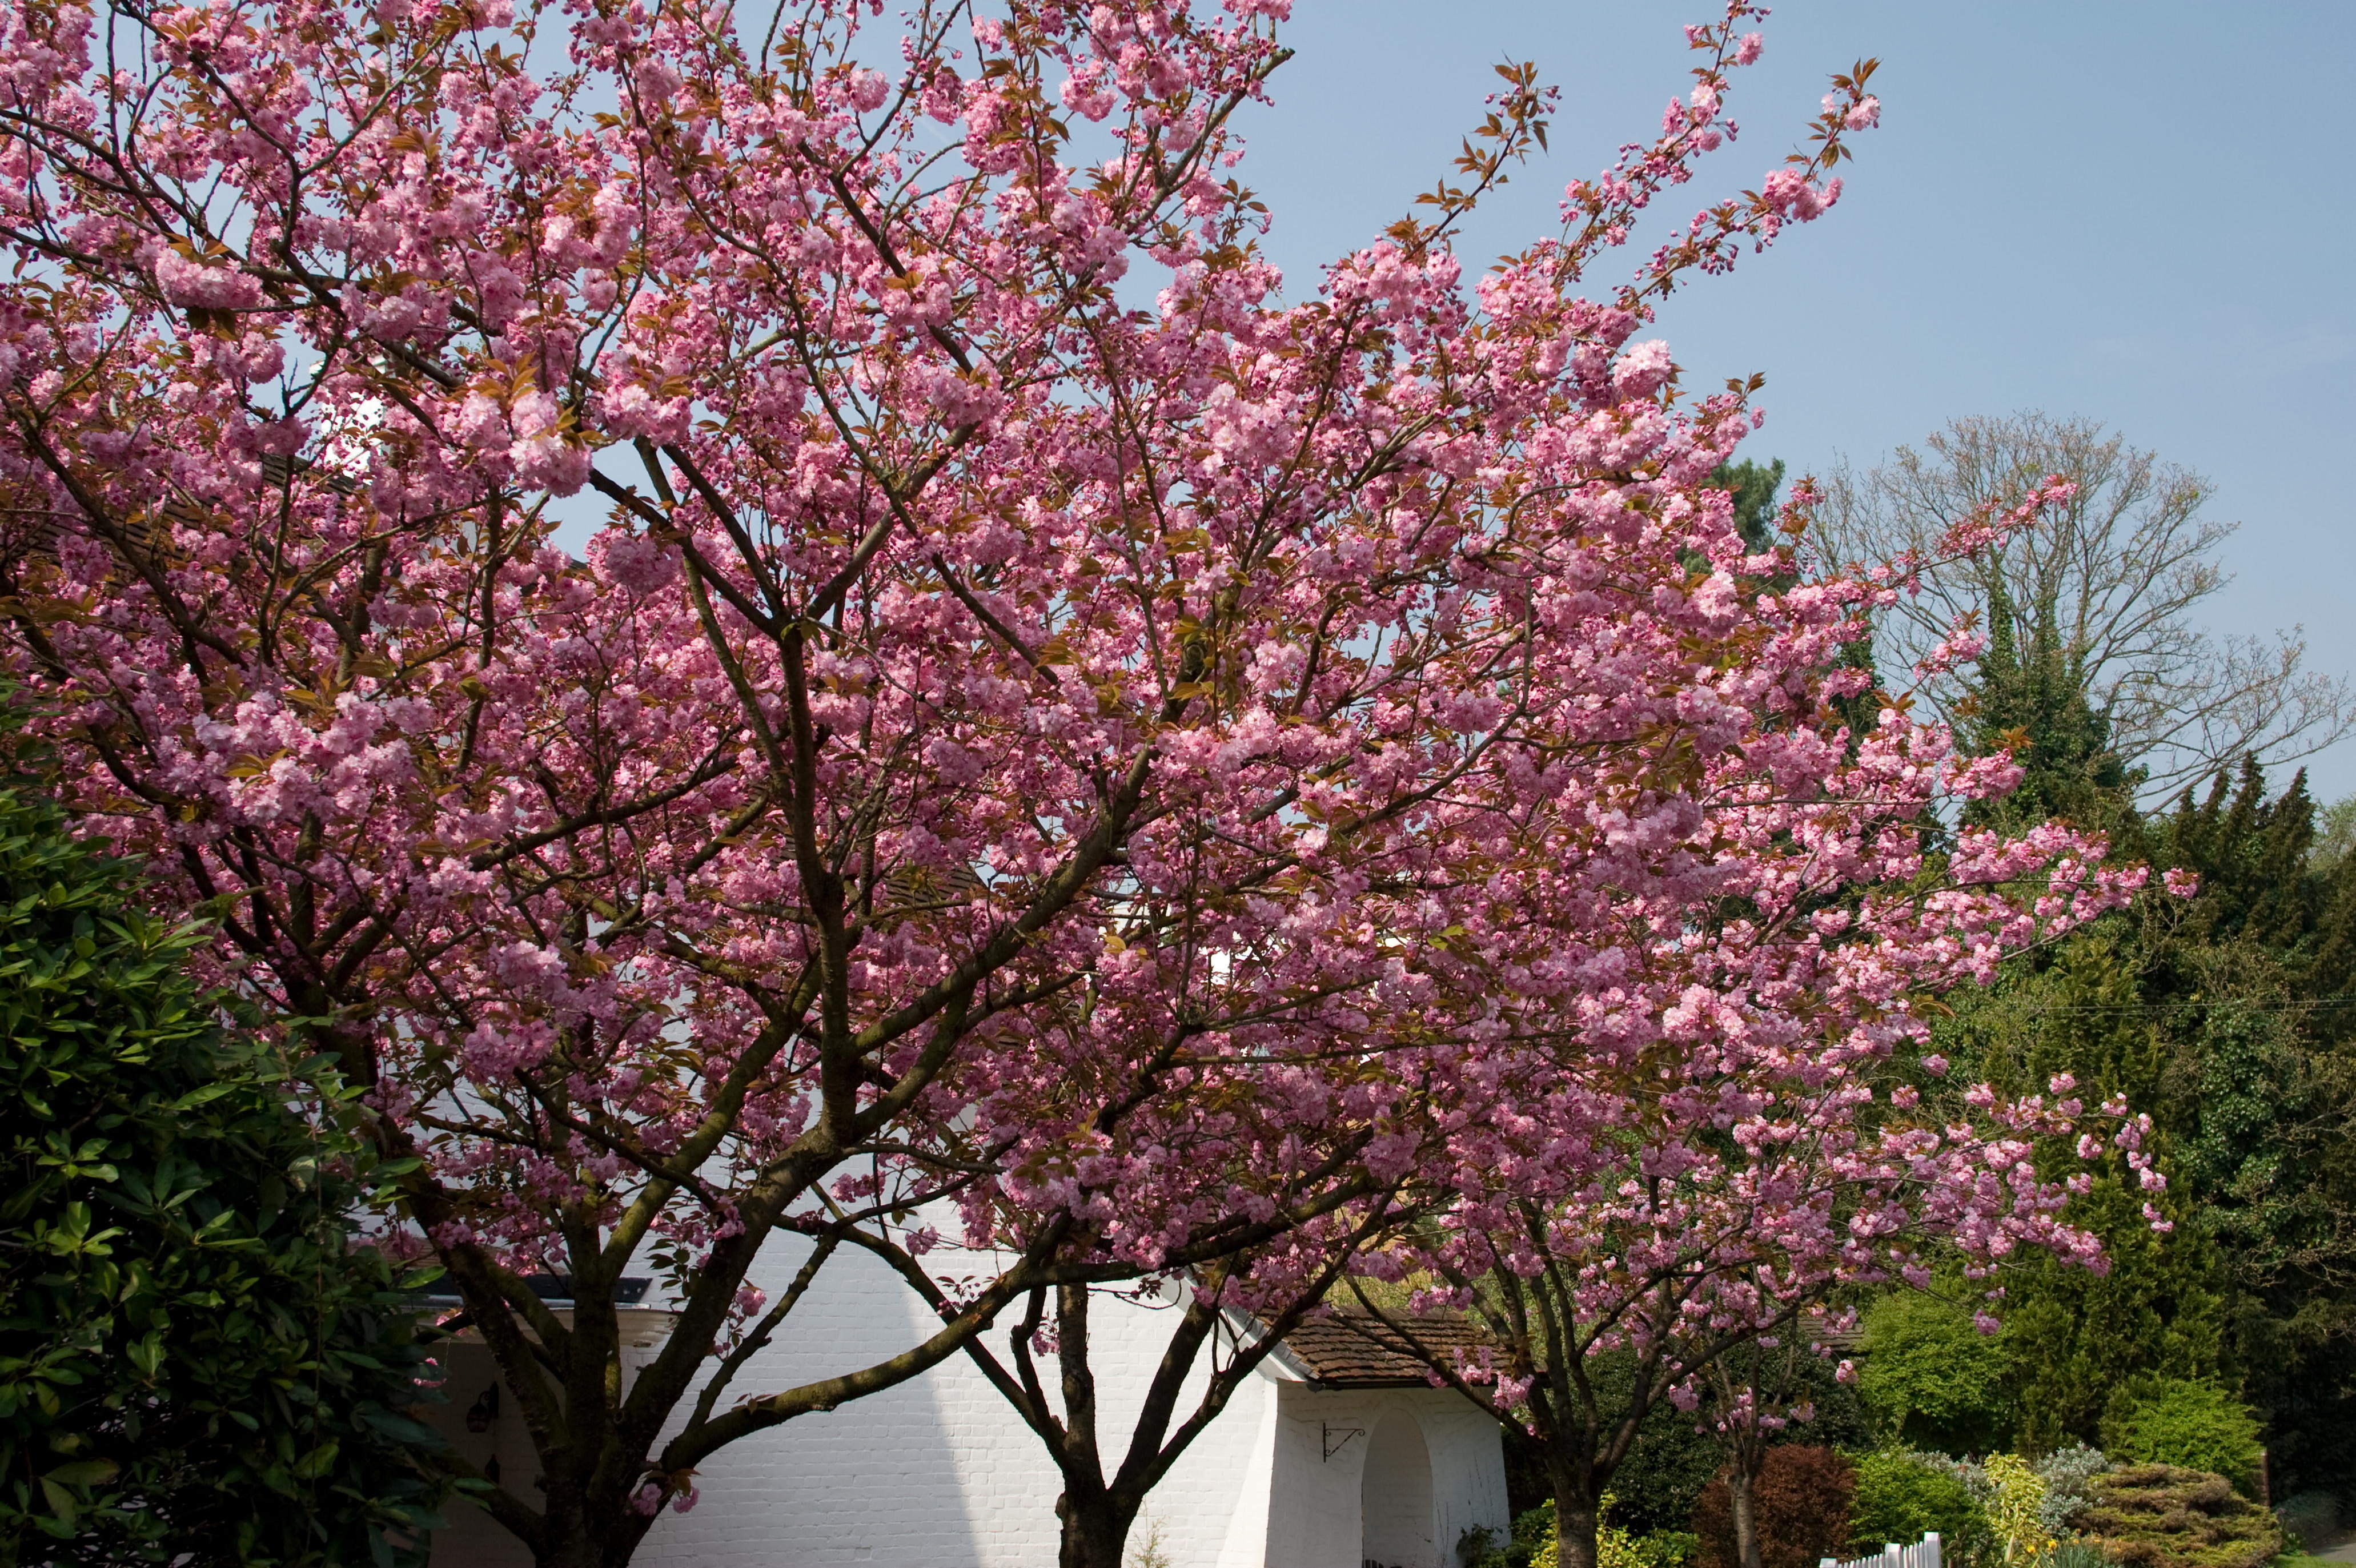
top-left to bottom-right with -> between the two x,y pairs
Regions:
1321,1422 -> 1365,1461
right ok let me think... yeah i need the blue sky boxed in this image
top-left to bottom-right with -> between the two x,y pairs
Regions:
1224,1 -> 2356,798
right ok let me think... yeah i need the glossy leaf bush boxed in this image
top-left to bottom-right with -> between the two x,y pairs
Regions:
0,766 -> 442,1566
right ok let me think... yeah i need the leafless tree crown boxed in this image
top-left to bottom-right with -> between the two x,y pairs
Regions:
1813,412 -> 2353,800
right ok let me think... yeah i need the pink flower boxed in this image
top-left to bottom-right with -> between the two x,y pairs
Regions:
1611,339 -> 1676,400
154,249 -> 263,311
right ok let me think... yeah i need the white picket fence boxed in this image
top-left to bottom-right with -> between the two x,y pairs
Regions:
1821,1533 -> 1942,1568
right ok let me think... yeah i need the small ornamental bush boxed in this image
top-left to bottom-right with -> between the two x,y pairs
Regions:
1846,1450 -> 1998,1567
2096,1384 -> 2263,1498
1640,1533 -> 1702,1568
1693,1448 -> 1857,1568
2070,1464 -> 2282,1568
1982,1454 -> 2052,1565
2032,1446 -> 2112,1537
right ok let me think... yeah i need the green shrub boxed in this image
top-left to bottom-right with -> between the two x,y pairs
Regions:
1460,1506 -> 1555,1563
1857,1293 -> 2013,1455
1638,1531 -> 1700,1568
1846,1450 -> 1997,1567
0,773 -> 445,1565
2070,1464 -> 2281,1568
1464,1502 -> 1559,1568
1460,1523 -> 1511,1568
2096,1383 -> 2263,1498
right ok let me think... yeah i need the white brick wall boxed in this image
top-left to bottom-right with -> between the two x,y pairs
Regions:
423,1239 -> 1508,1568
1257,1382 -> 1510,1568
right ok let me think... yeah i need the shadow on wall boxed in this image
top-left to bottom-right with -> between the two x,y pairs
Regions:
635,1235 -> 993,1567
418,1241 -> 990,1568
1362,1409 -> 1437,1568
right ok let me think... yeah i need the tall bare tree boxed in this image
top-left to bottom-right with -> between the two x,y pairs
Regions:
1816,413 -> 2351,798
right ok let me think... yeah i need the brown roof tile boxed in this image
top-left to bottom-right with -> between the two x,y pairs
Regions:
1278,1310 -> 1488,1388
1275,1306 -> 1860,1388
1801,1309 -> 1868,1355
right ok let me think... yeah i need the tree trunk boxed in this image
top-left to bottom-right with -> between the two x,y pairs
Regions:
1056,1488 -> 1138,1568
1552,1486 -> 1602,1568
539,1523 -> 600,1568
1729,1464 -> 1765,1568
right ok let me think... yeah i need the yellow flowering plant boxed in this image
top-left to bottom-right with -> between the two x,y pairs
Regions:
1984,1454 -> 2052,1565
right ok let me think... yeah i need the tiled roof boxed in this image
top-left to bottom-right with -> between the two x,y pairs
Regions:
1278,1309 -> 1489,1388
1801,1309 -> 1868,1355
1274,1306 -> 1865,1387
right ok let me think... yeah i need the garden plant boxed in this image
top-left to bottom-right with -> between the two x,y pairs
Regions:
0,745 -> 443,1563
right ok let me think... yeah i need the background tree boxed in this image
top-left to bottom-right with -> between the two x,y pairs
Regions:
1811,405 -> 2356,1502
1709,459 -> 1788,554
1924,705 -> 2356,1497
1957,574 -> 2141,839
0,753 -> 444,1566
1695,1331 -> 1869,1568
1817,413 -> 2351,799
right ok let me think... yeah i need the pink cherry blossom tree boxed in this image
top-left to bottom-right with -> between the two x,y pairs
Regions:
0,0 -> 2142,1563
1340,530 -> 2163,1568
0,0 -> 1467,1553
1355,1063 -> 2156,1568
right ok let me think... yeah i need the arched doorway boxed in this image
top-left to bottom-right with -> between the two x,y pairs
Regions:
1360,1409 -> 1436,1568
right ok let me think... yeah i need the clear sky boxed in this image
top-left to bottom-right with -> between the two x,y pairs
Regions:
1219,1 -> 2356,798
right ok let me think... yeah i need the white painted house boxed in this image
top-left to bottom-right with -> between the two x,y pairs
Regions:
420,1241 -> 1509,1568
